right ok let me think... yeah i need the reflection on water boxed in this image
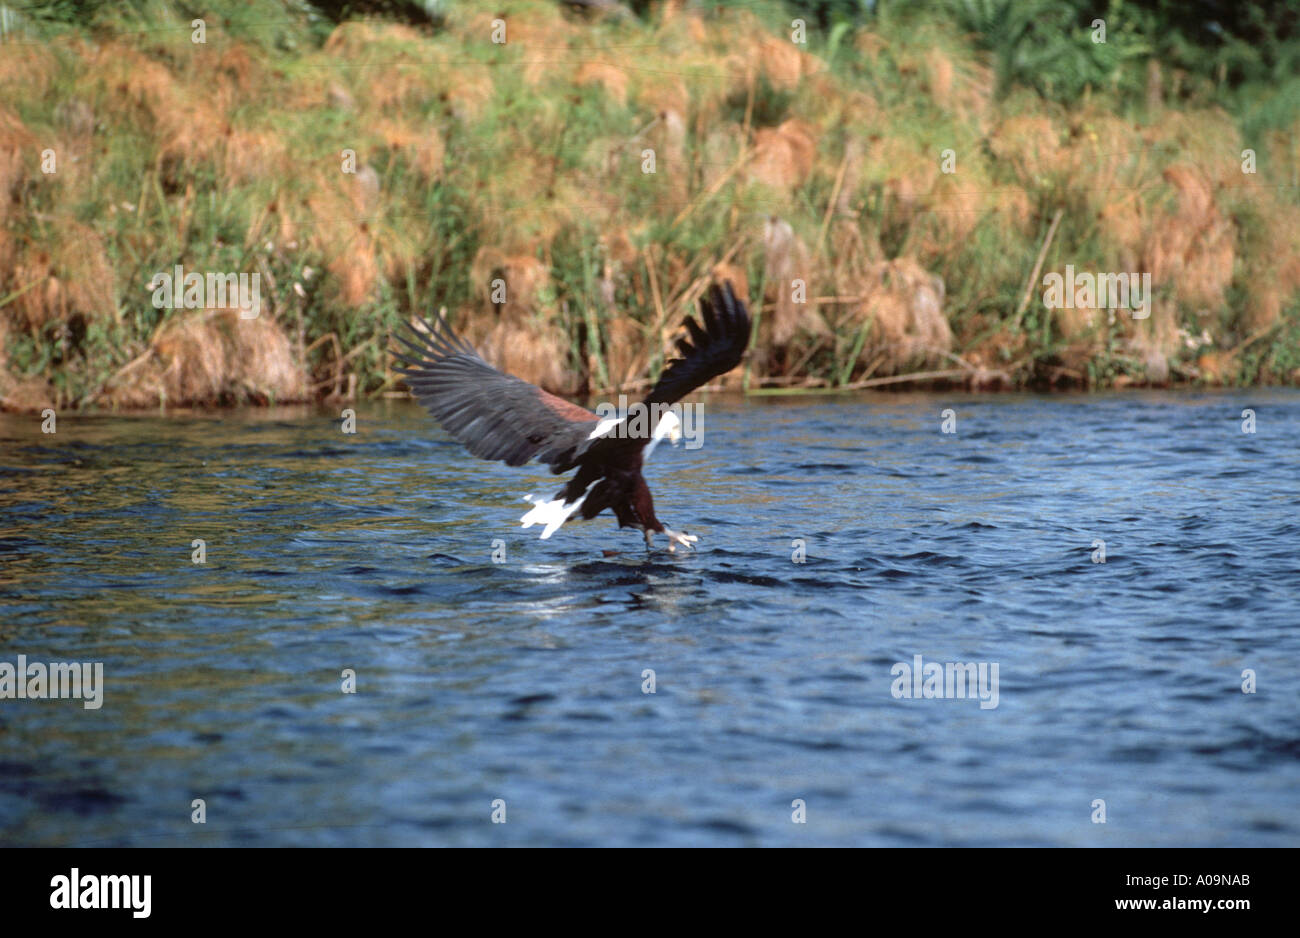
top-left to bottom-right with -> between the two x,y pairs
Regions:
1,391 -> 1298,845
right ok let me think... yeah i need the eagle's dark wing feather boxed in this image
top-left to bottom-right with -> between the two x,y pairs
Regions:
642,282 -> 752,407
392,315 -> 601,471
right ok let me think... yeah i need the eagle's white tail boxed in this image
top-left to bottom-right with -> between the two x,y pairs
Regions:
521,491 -> 588,539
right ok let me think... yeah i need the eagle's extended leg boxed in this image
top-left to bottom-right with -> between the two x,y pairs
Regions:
642,527 -> 696,552
662,527 -> 698,552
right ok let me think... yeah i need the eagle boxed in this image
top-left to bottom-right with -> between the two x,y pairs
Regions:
392,282 -> 752,551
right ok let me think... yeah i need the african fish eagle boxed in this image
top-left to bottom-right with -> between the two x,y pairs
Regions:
392,282 -> 752,551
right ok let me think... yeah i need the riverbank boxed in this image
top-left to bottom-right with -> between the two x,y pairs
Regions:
1,0 -> 1298,412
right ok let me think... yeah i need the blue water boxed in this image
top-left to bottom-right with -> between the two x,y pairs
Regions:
1,390 -> 1298,845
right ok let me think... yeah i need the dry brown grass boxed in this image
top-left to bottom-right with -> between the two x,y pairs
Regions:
0,317 -> 53,412
9,221 -> 115,333
762,216 -> 818,350
602,314 -> 644,391
459,250 -> 571,391
466,316 -> 573,394
711,262 -> 749,303
1147,164 -> 1235,312
442,69 -> 494,122
576,62 -> 629,106
447,4 -> 579,89
756,35 -> 821,91
3,4 -> 1297,409
828,257 -> 955,377
988,114 -> 1064,183
925,49 -> 954,106
923,173 -> 987,252
376,118 -> 445,180
323,20 -> 425,56
1149,109 -> 1243,187
872,258 -> 951,361
0,41 -> 58,100
1124,300 -> 1180,385
637,74 -> 689,121
650,107 -> 689,202
1227,169 -> 1300,333
748,119 -> 816,193
105,309 -> 308,407
0,105 -> 36,225
73,41 -> 229,173
469,250 -> 550,313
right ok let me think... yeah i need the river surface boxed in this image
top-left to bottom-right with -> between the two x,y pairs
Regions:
1,391 -> 1298,846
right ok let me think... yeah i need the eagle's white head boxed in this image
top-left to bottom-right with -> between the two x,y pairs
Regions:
644,410 -> 681,459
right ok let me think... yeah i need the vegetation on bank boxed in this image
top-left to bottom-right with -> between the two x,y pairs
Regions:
0,0 -> 1298,411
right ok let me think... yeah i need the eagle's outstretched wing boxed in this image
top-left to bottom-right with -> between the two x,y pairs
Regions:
642,282 -> 752,407
392,315 -> 601,472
